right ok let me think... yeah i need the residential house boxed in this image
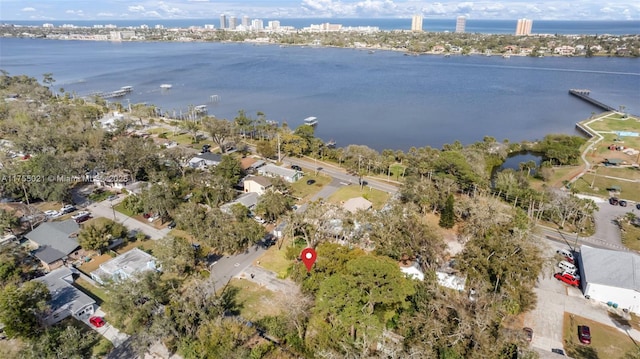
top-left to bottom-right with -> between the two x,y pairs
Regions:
258,164 -> 302,183
188,152 -> 223,169
243,176 -> 273,195
93,170 -> 132,189
25,220 -> 80,271
90,248 -> 158,285
124,181 -> 150,196
34,266 -> 96,326
97,111 -> 125,132
343,197 -> 373,214
554,46 -> 576,56
220,192 -> 260,214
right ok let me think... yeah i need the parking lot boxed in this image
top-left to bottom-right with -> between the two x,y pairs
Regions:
525,241 -> 640,356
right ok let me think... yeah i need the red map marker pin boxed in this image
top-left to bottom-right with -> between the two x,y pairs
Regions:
301,248 -> 317,272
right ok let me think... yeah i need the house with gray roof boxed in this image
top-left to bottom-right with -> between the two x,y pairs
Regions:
34,266 -> 96,326
25,220 -> 80,270
188,152 -> 223,169
90,248 -> 158,285
220,192 -> 260,214
579,245 -> 640,314
258,164 -> 302,183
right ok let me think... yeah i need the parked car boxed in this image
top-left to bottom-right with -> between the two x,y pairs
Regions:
60,205 -> 76,214
609,197 -> 619,205
554,272 -> 580,287
306,179 -> 316,185
107,194 -> 118,201
44,210 -> 61,219
74,214 -> 91,224
561,271 -> 580,281
523,327 -> 533,342
551,348 -> 565,356
71,211 -> 90,220
202,144 -> 211,153
556,249 -> 574,263
167,221 -> 176,229
637,203 -> 640,210
619,200 -> 628,207
89,316 -> 105,328
578,325 -> 591,344
253,216 -> 266,224
291,165 -> 302,171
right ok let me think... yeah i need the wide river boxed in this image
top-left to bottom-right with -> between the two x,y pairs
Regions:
1,38 -> 639,151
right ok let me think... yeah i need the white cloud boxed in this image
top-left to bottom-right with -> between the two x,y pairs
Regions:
97,12 -> 115,17
128,5 -> 146,13
21,7 -> 36,12
65,10 -> 85,15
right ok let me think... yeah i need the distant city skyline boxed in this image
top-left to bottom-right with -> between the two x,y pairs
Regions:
1,0 -> 638,21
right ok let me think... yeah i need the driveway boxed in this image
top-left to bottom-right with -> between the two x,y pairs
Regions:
87,196 -> 171,240
84,307 -> 129,348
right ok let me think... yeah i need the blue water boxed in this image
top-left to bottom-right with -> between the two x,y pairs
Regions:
1,38 -> 639,151
3,19 -> 640,35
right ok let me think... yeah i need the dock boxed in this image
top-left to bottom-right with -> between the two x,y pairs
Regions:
569,89 -> 617,112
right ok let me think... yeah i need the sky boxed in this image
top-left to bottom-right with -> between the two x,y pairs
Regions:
1,0 -> 639,21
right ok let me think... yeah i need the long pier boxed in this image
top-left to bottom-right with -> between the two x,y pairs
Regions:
568,89 -> 617,112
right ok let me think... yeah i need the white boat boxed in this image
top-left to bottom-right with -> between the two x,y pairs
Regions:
160,84 -> 173,89
303,117 -> 318,126
120,86 -> 133,92
194,105 -> 208,113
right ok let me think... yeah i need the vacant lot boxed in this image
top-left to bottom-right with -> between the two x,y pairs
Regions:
290,172 -> 332,201
328,185 -> 390,210
256,241 -> 292,279
225,278 -> 288,321
563,312 -> 637,359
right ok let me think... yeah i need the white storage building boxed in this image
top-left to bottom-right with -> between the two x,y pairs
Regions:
579,245 -> 640,314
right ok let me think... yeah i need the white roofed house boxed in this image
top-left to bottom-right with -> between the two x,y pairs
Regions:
258,164 -> 302,183
220,192 -> 260,215
90,248 -> 158,285
34,266 -> 96,326
579,246 -> 640,314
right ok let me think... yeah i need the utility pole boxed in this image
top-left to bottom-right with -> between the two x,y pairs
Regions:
277,133 -> 281,162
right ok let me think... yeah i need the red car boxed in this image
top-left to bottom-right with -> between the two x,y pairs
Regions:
578,325 -> 591,344
554,272 -> 580,287
89,316 -> 105,328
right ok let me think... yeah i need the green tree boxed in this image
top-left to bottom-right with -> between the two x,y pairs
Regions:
180,120 -> 200,143
213,155 -> 243,184
154,236 -> 198,275
201,117 -> 235,153
0,281 -> 50,338
142,183 -> 180,223
254,191 -> 293,222
308,255 -> 415,355
256,139 -> 276,159
0,208 -> 19,234
439,194 -> 455,228
78,222 -> 111,254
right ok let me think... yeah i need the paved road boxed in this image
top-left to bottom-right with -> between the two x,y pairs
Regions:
285,157 -> 399,195
239,265 -> 299,294
206,244 -> 267,296
87,195 -> 171,240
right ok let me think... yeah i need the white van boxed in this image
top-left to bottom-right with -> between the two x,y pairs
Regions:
556,249 -> 574,262
558,260 -> 577,274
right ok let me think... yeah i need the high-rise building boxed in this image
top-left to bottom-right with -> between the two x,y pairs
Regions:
515,18 -> 533,35
242,16 -> 250,27
229,16 -> 238,30
267,20 -> 280,30
455,16 -> 466,33
251,19 -> 264,31
219,14 -> 227,29
411,15 -> 423,32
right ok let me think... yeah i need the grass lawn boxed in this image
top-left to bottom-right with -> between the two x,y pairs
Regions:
74,278 -> 110,304
586,114 -> 640,132
563,312 -> 637,359
224,278 -> 287,321
113,202 -> 135,217
147,127 -> 202,147
621,222 -> 640,252
78,253 -> 112,273
257,241 -> 292,279
571,173 -> 640,202
290,172 -> 332,201
543,166 -> 583,188
328,185 -> 391,210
